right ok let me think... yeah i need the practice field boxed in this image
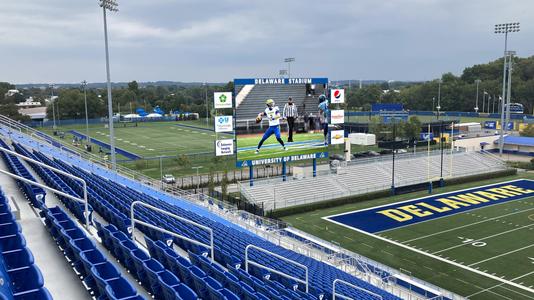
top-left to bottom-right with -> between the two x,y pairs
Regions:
282,174 -> 534,300
237,131 -> 326,161
40,121 -> 229,159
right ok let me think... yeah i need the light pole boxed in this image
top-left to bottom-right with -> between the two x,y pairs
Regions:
159,156 -> 163,189
192,166 -> 203,192
99,0 -> 118,170
482,91 -> 487,113
284,58 -> 295,79
81,81 -> 91,150
203,82 -> 208,127
505,51 -> 515,134
436,79 -> 442,120
49,84 -> 56,129
495,22 -> 520,155
474,79 -> 481,113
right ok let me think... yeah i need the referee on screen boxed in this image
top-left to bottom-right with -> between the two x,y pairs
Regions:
283,97 -> 298,143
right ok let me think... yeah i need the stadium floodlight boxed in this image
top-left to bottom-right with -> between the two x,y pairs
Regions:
99,0 -> 119,170
495,22 -> 519,156
81,81 -> 91,149
99,0 -> 119,11
284,57 -> 295,78
474,79 -> 481,112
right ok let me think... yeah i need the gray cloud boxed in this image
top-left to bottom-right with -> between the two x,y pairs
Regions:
1,0 -> 532,84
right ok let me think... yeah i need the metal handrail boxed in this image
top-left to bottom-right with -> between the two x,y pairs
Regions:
245,244 -> 309,293
333,279 -> 383,300
0,146 -> 90,227
0,169 -> 90,227
130,201 -> 214,261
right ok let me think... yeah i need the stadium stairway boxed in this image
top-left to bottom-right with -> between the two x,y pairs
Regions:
0,138 -> 151,299
0,129 -> 403,299
0,187 -> 52,300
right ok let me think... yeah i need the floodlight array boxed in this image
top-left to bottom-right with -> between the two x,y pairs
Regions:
494,22 -> 520,34
99,0 -> 119,12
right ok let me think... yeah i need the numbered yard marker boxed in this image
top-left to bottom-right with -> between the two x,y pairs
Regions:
458,236 -> 487,247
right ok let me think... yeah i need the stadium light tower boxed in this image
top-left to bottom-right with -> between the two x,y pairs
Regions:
81,81 -> 91,150
99,0 -> 119,170
474,79 -> 481,112
284,58 -> 295,79
495,22 -> 520,155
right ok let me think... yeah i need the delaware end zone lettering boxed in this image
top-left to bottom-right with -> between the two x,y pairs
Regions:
324,179 -> 534,234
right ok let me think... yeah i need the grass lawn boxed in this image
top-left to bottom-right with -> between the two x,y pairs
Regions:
281,173 -> 534,300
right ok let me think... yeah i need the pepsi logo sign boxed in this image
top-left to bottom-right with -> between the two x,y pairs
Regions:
330,89 -> 345,103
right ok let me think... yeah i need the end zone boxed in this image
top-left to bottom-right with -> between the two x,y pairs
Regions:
323,179 -> 534,234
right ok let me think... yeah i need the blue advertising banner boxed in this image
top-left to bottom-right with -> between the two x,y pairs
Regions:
237,151 -> 328,167
484,121 -> 497,129
324,179 -> 534,234
234,78 -> 328,85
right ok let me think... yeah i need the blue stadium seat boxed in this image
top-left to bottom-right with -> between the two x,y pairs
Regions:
157,270 -> 181,300
91,262 -> 121,296
104,277 -> 138,300
142,258 -> 165,295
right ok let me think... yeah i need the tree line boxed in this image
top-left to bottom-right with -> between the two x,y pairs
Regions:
1,55 -> 533,122
344,55 -> 534,114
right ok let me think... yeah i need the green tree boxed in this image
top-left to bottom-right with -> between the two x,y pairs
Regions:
402,116 -> 422,140
0,104 -> 30,122
520,124 -> 534,137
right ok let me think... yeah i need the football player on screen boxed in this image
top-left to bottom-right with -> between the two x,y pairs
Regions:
255,99 -> 287,154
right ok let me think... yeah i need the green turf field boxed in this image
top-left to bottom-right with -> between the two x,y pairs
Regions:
237,131 -> 326,161
40,120 -> 227,158
282,173 -> 534,300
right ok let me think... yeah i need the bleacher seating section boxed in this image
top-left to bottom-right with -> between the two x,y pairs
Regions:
0,189 -> 52,300
0,119 -> 410,300
242,150 -> 509,210
9,138 -> 400,300
0,140 -> 45,208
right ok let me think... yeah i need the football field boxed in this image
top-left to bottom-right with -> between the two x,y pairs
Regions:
282,174 -> 534,300
40,120 -> 227,159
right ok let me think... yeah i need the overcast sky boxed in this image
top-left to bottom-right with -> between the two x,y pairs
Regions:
1,0 -> 532,84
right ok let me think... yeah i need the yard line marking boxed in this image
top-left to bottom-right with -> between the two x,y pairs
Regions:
468,244 -> 534,267
325,218 -> 534,295
402,206 -> 534,243
361,243 -> 373,249
433,224 -> 534,254
468,273 -> 534,300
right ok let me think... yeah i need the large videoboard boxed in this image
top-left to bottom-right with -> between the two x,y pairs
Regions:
234,78 -> 330,167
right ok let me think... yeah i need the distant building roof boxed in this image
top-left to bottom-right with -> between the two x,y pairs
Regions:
494,136 -> 534,147
18,107 -> 47,120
